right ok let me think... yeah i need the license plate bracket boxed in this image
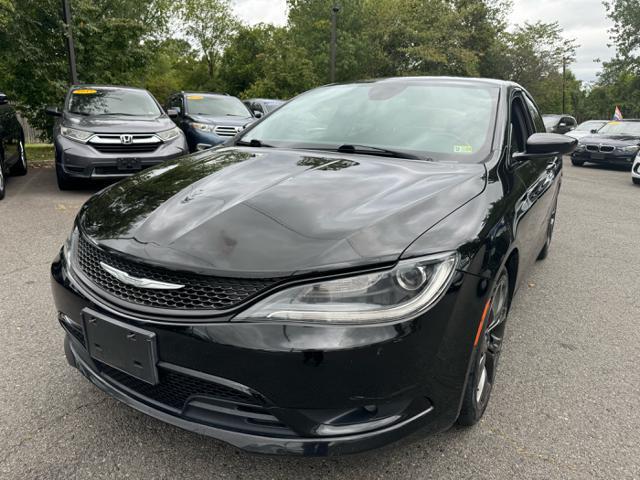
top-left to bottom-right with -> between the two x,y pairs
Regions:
116,157 -> 141,171
82,309 -> 159,385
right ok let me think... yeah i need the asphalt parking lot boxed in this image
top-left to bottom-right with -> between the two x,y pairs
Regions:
1,162 -> 639,479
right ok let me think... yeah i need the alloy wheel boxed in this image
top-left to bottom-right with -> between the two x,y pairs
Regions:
475,272 -> 509,407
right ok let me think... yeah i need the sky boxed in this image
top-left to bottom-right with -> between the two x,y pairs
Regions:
231,0 -> 614,83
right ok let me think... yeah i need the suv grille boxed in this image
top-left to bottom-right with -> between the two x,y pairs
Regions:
96,361 -> 260,410
75,235 -> 281,312
214,125 -> 242,137
91,143 -> 159,154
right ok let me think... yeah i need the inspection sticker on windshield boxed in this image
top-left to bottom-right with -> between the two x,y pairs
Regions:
187,95 -> 204,100
72,89 -> 97,95
454,145 -> 473,153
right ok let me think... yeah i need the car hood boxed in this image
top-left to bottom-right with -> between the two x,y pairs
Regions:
579,134 -> 640,146
63,113 -> 175,134
187,114 -> 254,127
80,147 -> 486,277
566,131 -> 591,140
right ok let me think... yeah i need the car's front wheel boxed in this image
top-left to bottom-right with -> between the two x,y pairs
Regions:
571,159 -> 584,166
0,154 -> 6,200
457,268 -> 510,426
9,138 -> 27,176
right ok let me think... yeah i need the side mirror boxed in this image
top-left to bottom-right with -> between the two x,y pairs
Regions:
0,94 -> 8,105
167,108 -> 179,118
253,110 -> 263,119
527,133 -> 577,155
46,106 -> 62,117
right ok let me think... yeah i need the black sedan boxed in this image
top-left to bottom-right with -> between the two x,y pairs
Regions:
0,92 -> 27,199
51,77 -> 575,455
571,120 -> 640,168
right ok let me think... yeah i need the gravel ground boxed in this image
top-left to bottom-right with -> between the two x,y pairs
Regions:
1,162 -> 639,479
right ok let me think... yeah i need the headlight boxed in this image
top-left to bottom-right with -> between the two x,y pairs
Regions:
617,145 -> 639,153
61,126 -> 93,143
156,126 -> 183,141
62,226 -> 78,266
233,253 -> 458,325
576,143 -> 586,152
190,122 -> 216,133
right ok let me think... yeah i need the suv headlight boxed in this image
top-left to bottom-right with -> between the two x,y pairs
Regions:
233,253 -> 458,325
190,122 -> 216,133
617,145 -> 639,153
61,126 -> 93,143
156,126 -> 183,141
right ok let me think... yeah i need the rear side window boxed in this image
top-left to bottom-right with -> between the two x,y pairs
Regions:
524,96 -> 545,133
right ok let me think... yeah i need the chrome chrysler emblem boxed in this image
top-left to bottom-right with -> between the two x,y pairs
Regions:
120,134 -> 133,144
100,262 -> 184,290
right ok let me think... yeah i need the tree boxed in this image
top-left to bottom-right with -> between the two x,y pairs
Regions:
176,0 -> 239,80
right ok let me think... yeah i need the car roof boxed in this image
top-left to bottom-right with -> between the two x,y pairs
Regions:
69,84 -> 149,92
331,76 -> 521,90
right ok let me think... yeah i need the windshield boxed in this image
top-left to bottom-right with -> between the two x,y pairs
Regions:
186,95 -> 251,117
597,121 -> 640,136
239,81 -> 499,162
576,120 -> 606,132
67,88 -> 160,116
543,115 -> 561,127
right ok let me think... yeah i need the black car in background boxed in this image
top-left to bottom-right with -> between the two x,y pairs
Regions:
47,85 -> 187,190
167,92 -> 255,152
52,77 -> 575,455
571,120 -> 640,167
243,98 -> 285,117
0,92 -> 27,200
543,114 -> 577,134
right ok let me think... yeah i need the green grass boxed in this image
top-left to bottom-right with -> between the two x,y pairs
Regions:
26,144 -> 54,166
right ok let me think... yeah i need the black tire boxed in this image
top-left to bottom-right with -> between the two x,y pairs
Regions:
9,138 -> 27,176
571,159 -> 584,166
537,200 -> 557,260
56,160 -> 78,191
0,155 -> 6,200
457,268 -> 510,426
633,177 -> 640,185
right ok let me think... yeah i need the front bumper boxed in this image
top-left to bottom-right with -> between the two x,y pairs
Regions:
185,129 -> 230,152
51,250 -> 487,455
55,135 -> 188,179
571,149 -> 636,167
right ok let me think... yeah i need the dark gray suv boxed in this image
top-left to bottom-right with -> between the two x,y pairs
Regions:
47,85 -> 188,190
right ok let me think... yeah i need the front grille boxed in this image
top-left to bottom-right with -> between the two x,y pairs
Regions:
214,125 -> 241,137
91,144 -> 159,154
96,361 -> 260,410
585,144 -> 615,153
75,235 -> 281,311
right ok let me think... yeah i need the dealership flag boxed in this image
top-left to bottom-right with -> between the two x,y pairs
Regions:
613,106 -> 623,120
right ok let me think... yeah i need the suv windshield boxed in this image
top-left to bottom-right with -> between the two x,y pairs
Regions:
185,95 -> 250,117
239,81 -> 499,161
597,121 -> 640,136
67,88 -> 161,116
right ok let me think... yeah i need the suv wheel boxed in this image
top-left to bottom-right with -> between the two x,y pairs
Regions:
0,155 -> 6,200
457,268 -> 510,426
10,138 -> 27,176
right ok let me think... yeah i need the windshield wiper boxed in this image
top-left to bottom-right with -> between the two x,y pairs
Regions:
308,144 -> 424,160
236,139 -> 274,148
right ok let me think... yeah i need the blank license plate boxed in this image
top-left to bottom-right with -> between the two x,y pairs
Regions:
591,153 -> 606,160
117,158 -> 141,171
82,309 -> 159,384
